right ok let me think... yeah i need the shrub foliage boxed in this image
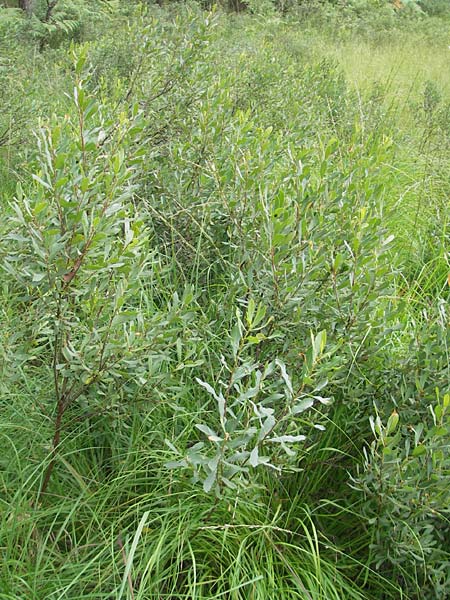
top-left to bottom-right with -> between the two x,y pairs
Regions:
0,2 -> 449,599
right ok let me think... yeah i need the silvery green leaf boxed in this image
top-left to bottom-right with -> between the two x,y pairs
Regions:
165,459 -> 188,469
313,395 -> 332,405
314,379 -> 328,391
263,361 -> 276,378
203,469 -> 216,493
196,424 -> 221,441
111,312 -> 137,327
164,439 -> 180,454
292,398 -> 314,414
186,443 -> 206,466
223,463 -> 247,476
258,414 -> 276,441
237,384 -> 261,402
222,477 -> 237,489
195,378 -> 221,401
413,424 -> 424,446
257,405 -> 275,418
269,435 -> 306,443
231,364 -> 251,384
188,442 -> 205,452
32,173 -> 52,191
229,430 -> 257,448
230,324 -> 241,358
218,393 -> 226,425
280,443 -> 296,457
275,359 -> 293,397
208,454 -> 220,471
32,272 -> 46,282
249,446 -> 259,467
228,450 -> 250,463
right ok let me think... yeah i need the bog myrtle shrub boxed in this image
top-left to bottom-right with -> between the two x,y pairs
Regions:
0,4 -> 449,599
353,391 -> 450,599
2,48 -> 151,497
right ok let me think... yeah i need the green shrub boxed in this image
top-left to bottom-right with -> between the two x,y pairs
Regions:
2,47 -> 151,498
1,5 -> 449,599
353,392 -> 450,599
419,0 -> 450,16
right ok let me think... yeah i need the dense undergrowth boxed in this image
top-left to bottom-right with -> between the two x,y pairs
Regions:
0,1 -> 449,599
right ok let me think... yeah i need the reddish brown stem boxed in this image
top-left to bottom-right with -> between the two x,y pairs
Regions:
38,394 -> 66,501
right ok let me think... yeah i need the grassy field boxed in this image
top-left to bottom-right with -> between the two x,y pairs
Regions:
0,3 -> 449,599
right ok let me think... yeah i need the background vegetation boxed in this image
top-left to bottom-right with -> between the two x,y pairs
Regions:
0,1 -> 449,599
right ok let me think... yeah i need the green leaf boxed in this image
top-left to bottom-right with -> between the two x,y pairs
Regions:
312,330 -> 326,362
32,174 -> 52,191
111,312 -> 137,327
386,411 -> 399,435
246,297 -> 255,326
196,424 -> 221,442
258,415 -> 276,441
74,46 -> 88,75
412,445 -> 427,457
275,359 -> 293,397
292,398 -> 314,414
249,446 -> 259,467
165,459 -> 188,469
230,324 -> 241,358
203,469 -> 216,494
269,435 -> 306,443
195,378 -> 220,402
